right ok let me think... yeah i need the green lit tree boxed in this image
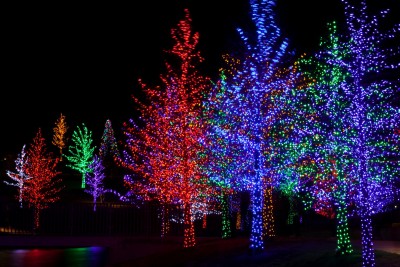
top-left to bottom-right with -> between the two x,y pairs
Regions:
298,21 -> 355,255
65,123 -> 96,189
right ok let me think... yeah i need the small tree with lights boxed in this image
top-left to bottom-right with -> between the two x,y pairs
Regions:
85,154 -> 121,211
4,144 -> 31,208
65,123 -> 96,189
52,113 -> 68,161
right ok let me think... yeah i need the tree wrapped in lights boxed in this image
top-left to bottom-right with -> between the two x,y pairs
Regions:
23,128 -> 63,230
4,144 -> 31,208
201,69 -> 251,239
297,21 -> 356,255
118,9 -> 212,248
52,113 -> 68,161
85,154 -> 121,211
99,119 -> 120,159
220,0 -> 306,251
336,1 -> 399,265
65,123 -> 96,189
98,119 -> 122,190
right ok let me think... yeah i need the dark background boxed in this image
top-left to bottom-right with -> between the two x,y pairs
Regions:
1,0 -> 399,156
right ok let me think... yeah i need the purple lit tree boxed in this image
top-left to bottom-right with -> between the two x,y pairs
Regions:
85,154 -> 121,211
337,1 -> 400,266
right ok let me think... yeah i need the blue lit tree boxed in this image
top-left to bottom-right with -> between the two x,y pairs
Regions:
337,1 -> 400,266
202,69 -> 251,239
220,0 -> 304,252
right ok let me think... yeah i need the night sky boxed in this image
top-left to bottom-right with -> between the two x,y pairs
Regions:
2,0 -> 399,156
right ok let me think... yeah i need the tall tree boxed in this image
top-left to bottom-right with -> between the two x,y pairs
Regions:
219,0 -> 305,252
52,113 -> 68,161
4,144 -> 31,208
65,123 -> 96,189
23,128 -> 63,230
118,9 -> 211,248
202,69 -> 248,239
298,21 -> 356,255
337,1 -> 400,266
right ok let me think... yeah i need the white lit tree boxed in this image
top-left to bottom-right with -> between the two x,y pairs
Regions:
4,144 -> 31,208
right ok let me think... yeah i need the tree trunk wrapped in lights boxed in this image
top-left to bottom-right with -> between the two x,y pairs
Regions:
338,1 -> 399,266
23,128 -> 63,231
65,123 -> 96,189
52,113 -> 68,162
299,1 -> 399,265
5,145 -> 31,208
117,9 -> 212,248
297,20 -> 357,256
215,0 -> 307,252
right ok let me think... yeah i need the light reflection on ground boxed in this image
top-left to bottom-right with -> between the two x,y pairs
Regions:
0,246 -> 108,267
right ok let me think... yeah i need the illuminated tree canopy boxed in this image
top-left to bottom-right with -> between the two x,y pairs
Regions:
217,0 -> 306,252
118,8 -> 212,248
337,1 -> 399,266
52,113 -> 68,162
65,123 -> 96,189
4,144 -> 31,208
23,128 -> 63,230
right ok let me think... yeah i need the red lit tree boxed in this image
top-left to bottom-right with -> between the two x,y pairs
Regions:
23,128 -> 63,230
118,9 -> 212,248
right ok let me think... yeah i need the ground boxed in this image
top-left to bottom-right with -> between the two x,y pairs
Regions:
0,232 -> 399,267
